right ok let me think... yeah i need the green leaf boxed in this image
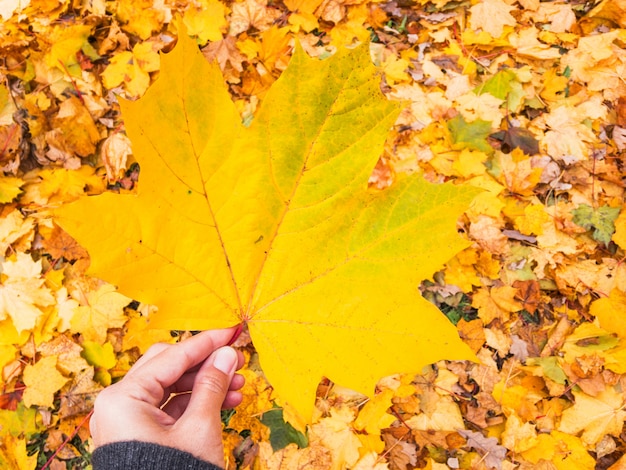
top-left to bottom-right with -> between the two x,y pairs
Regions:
448,114 -> 493,154
260,407 -> 308,451
572,204 -> 621,245
81,341 -> 117,386
531,357 -> 567,384
475,69 -> 517,100
0,402 -> 41,439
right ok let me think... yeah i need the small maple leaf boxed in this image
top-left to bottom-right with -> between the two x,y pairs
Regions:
22,356 -> 69,409
55,31 -> 479,421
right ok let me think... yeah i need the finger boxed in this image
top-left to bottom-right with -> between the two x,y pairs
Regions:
121,328 -> 238,405
124,342 -> 171,378
179,346 -> 238,424
223,390 -> 244,409
162,372 -> 246,420
230,373 -> 245,392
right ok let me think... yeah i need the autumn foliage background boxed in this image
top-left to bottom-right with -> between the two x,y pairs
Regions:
1,0 -> 626,468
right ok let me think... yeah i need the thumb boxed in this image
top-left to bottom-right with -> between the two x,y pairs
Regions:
176,346 -> 238,466
186,346 -> 238,418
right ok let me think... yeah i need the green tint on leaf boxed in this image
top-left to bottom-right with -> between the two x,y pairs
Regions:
475,69 -> 517,100
81,341 -> 116,386
475,69 -> 524,110
260,407 -> 308,451
572,204 -> 620,245
55,31 -> 479,422
530,357 -> 567,384
448,114 -> 493,154
0,402 -> 41,439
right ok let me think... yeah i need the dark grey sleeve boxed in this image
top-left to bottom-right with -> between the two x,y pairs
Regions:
91,441 -> 223,470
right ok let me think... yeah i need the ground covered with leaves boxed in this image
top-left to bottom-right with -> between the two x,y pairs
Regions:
1,0 -> 626,468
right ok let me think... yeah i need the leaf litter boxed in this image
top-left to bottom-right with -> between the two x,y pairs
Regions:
1,0 -> 626,469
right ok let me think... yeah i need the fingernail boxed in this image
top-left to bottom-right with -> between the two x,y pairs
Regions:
213,347 -> 237,375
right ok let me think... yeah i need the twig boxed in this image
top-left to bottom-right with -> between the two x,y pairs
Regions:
41,409 -> 93,470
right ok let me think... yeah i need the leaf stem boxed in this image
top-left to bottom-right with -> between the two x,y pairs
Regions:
227,322 -> 244,346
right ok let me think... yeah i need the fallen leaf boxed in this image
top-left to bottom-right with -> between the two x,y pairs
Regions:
447,114 -> 493,154
591,289 -> 626,339
257,442 -> 332,470
182,0 -> 229,44
101,132 -> 132,182
521,430 -> 596,470
22,355 -> 69,408
70,283 -> 130,344
309,407 -> 362,470
571,203 -> 620,245
557,388 -> 626,446
42,225 -> 88,261
468,0 -> 516,38
458,429 -> 507,470
354,389 -> 396,453
0,253 -> 55,334
55,32 -> 478,421
0,176 -> 23,203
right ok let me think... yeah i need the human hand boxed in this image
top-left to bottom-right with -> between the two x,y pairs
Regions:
90,328 -> 245,467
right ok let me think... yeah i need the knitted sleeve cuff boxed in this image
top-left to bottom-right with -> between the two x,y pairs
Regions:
91,441 -> 223,470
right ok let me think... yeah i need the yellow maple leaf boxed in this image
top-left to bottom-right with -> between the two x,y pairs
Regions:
70,284 -> 130,344
509,26 -> 562,60
521,431 -> 595,469
558,388 -> 626,447
589,0 -> 626,28
0,253 -> 55,334
51,96 -> 101,158
38,334 -> 90,376
227,358 -> 273,441
309,407 -> 362,470
540,100 -> 606,163
229,0 -> 281,36
0,176 -> 24,203
514,202 -> 550,236
561,30 -> 620,87
444,249 -> 482,292
496,149 -> 543,196
44,24 -> 93,76
102,42 -> 160,98
284,0 -> 323,13
452,149 -> 488,178
116,0 -> 169,40
590,289 -> 626,339
0,208 -> 34,254
121,309 -> 175,354
353,389 -> 396,454
0,435 -> 38,470
55,32 -> 478,423
472,285 -> 523,324
183,0 -> 229,44
405,394 -> 464,431
492,382 -> 544,421
257,442 -> 332,469
613,208 -> 626,250
468,0 -> 516,38
501,413 -> 538,453
23,355 -> 69,408
22,166 -> 105,206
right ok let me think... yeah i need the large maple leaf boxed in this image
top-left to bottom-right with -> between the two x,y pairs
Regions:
54,32 -> 479,421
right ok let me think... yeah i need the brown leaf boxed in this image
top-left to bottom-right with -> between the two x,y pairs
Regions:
43,225 -> 89,261
513,280 -> 541,314
457,318 -> 486,353
0,123 -> 22,167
